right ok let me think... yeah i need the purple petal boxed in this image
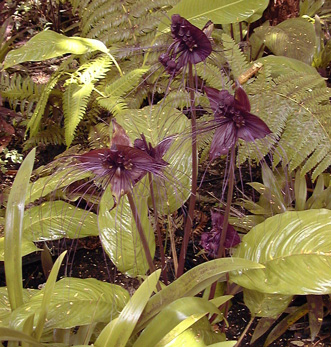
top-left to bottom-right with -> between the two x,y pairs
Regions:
234,86 -> 251,112
204,86 -> 235,114
111,119 -> 132,147
154,136 -> 174,159
237,113 -> 271,142
210,121 -> 237,160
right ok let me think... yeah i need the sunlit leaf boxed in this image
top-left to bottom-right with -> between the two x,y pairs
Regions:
98,186 -> 155,276
0,327 -> 43,346
4,148 -> 35,310
230,209 -> 331,294
4,30 -> 108,69
254,18 -> 316,64
0,237 -> 40,261
134,296 -> 230,346
23,201 -> 99,241
9,278 -> 129,337
243,289 -> 292,318
95,270 -> 160,347
137,258 -> 263,331
158,0 -> 269,32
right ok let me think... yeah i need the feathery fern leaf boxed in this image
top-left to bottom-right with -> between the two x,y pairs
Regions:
23,125 -> 65,150
63,82 -> 94,147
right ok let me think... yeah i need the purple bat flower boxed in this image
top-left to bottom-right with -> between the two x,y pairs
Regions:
200,211 -> 240,258
134,133 -> 174,163
204,86 -> 272,161
74,120 -> 168,203
159,14 -> 212,75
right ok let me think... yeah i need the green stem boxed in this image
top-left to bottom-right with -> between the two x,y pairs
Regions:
208,146 -> 236,302
127,192 -> 156,276
177,62 -> 198,277
217,146 -> 236,258
148,172 -> 168,284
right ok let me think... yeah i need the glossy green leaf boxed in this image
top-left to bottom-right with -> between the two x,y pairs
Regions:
23,201 -> 98,241
9,278 -> 129,336
116,106 -> 191,214
134,296 -> 229,347
4,30 -> 108,69
95,270 -> 161,347
98,186 -> 155,277
164,316 -> 225,346
243,289 -> 292,318
26,169 -> 90,204
158,0 -> 269,32
137,258 -> 263,331
0,327 -> 42,346
254,18 -> 316,64
0,237 -> 40,261
230,209 -> 331,294
4,148 -> 35,311
156,313 -> 209,347
256,56 -> 321,78
34,252 -> 67,340
0,288 -> 35,326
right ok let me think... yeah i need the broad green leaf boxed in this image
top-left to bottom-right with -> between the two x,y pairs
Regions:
164,316 -> 225,346
0,288 -> 35,326
254,18 -> 316,64
243,289 -> 292,318
24,201 -> 99,241
158,0 -> 269,33
134,297 -> 228,347
137,258 -> 264,331
26,169 -> 90,204
63,82 -> 94,147
4,30 -> 108,69
95,270 -> 161,347
33,251 -> 67,341
9,278 -> 129,336
98,187 -> 155,276
230,209 -> 331,294
156,313 -> 209,347
116,106 -> 192,214
208,343 -> 237,347
0,327 -> 42,346
4,148 -> 35,310
250,317 -> 277,345
0,237 -> 40,261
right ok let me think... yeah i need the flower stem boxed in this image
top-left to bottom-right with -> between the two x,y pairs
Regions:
148,172 -> 168,284
177,62 -> 198,277
127,192 -> 157,276
208,146 -> 236,301
217,145 -> 236,258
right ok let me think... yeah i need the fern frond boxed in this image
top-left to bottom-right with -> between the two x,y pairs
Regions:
222,33 -> 249,80
23,125 -> 65,150
63,82 -> 94,147
88,123 -> 110,149
97,95 -> 128,116
195,62 -> 231,90
0,72 -> 44,115
77,54 -> 113,84
26,73 -> 62,137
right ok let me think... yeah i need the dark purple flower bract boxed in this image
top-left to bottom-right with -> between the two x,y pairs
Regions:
74,120 -> 169,203
159,14 -> 212,75
200,211 -> 240,257
204,86 -> 272,161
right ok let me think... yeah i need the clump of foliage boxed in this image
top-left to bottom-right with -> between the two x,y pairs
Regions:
1,0 -> 331,345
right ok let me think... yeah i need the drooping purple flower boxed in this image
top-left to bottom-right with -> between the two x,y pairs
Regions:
204,86 -> 272,161
159,14 -> 212,75
134,133 -> 174,164
200,211 -> 240,258
74,120 -> 168,203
